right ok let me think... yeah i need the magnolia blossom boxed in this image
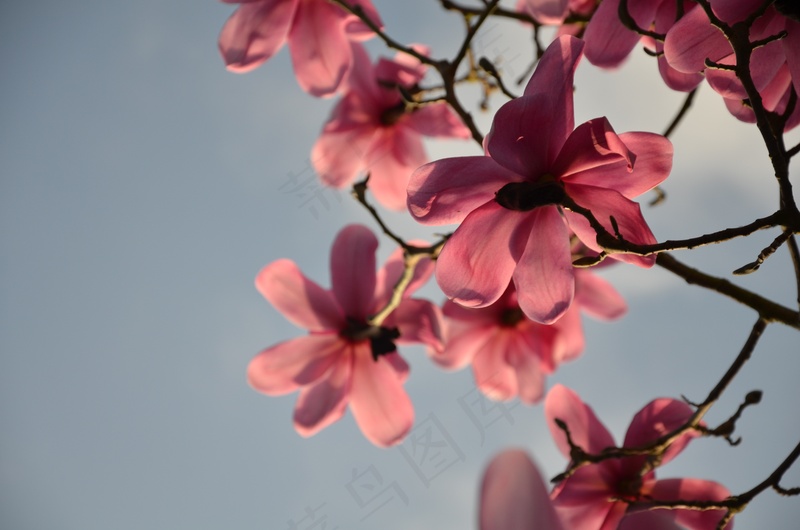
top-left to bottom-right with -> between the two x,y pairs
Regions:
248,224 -> 443,447
664,0 -> 800,130
408,35 -> 672,324
545,385 -> 732,530
479,450 -> 688,530
312,44 -> 470,210
434,267 -> 626,404
218,0 -> 383,97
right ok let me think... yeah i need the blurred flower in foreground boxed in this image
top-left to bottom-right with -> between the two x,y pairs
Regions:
312,44 -> 470,210
218,0 -> 383,97
248,224 -> 442,446
545,384 -> 732,530
408,35 -> 672,324
433,266 -> 625,404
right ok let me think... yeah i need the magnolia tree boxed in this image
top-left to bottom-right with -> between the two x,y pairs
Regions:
218,0 -> 800,528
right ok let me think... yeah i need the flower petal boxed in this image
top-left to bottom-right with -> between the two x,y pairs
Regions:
479,450 -> 565,530
342,0 -> 384,40
648,478 -> 732,530
218,0 -> 297,73
663,6 -> 731,74
407,156 -> 519,225
256,259 -> 343,330
390,298 -> 445,352
405,103 -> 472,139
514,206 -> 574,324
472,331 -> 519,401
574,268 -> 627,321
248,334 -> 343,395
583,0 -> 642,68
551,118 -> 634,181
506,336 -> 546,404
288,0 -> 351,97
364,126 -> 427,211
435,202 -> 534,309
349,345 -> 414,446
433,321 -> 495,370
330,224 -> 378,319
564,184 -> 657,268
623,398 -> 697,467
560,131 -> 672,200
545,384 -> 616,457
293,354 -> 352,436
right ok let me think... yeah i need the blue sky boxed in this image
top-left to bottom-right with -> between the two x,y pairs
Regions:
1,1 -> 799,529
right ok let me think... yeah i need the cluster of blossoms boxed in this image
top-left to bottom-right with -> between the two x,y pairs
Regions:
219,0 -> 799,528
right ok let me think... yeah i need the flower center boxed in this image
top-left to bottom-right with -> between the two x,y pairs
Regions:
615,475 -> 644,500
380,101 -> 407,126
341,317 -> 401,361
500,307 -> 525,327
494,179 -> 566,211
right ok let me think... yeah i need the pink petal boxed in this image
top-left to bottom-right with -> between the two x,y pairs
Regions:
389,298 -> 444,352
342,0 -> 384,40
563,184 -> 657,267
711,0 -> 764,24
545,384 -> 616,457
311,94 -> 378,188
407,156 -> 519,225
506,335 -> 547,404
330,224 -> 378,319
435,202 -> 534,308
574,268 -> 627,321
479,450 -> 565,530
288,0 -> 352,97
560,131 -> 673,200
255,259 -> 343,331
349,344 -> 414,446
364,126 -> 427,211
785,21 -> 800,101
339,42 -> 381,99
653,0 -> 704,91
552,118 -> 634,182
248,334 -> 344,395
293,353 -> 352,436
218,0 -> 297,73
648,478 -> 731,530
663,6 -> 731,74
433,322 -> 495,370
520,0 -> 570,24
405,103 -> 472,139
513,205 -> 575,324
472,331 -> 519,401
623,398 -> 697,467
583,0 -> 642,68
543,304 -> 586,366
522,35 -> 583,126
552,460 -> 629,530
619,512 -> 683,530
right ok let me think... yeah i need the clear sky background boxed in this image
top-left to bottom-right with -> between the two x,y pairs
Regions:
1,1 -> 799,529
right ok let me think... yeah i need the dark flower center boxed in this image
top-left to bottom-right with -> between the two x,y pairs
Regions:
380,101 -> 407,126
494,180 -> 566,211
500,307 -> 525,327
341,317 -> 401,361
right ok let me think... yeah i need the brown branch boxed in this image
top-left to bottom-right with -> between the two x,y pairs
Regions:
662,87 -> 699,138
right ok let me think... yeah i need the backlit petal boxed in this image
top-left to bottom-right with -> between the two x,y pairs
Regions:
331,224 -> 378,319
293,354 -> 352,436
545,384 -> 616,457
218,0 -> 296,72
248,334 -> 343,395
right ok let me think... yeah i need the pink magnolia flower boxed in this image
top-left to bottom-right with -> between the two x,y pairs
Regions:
479,449 -> 685,530
407,35 -> 672,324
664,0 -> 800,130
247,224 -> 443,447
218,0 -> 383,97
545,384 -> 732,530
312,44 -> 471,210
583,0 -> 702,91
433,267 -> 626,404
